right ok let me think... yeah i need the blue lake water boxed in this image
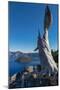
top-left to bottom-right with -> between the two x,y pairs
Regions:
9,53 -> 40,76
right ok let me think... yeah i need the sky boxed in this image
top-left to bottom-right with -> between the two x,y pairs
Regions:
9,2 -> 58,53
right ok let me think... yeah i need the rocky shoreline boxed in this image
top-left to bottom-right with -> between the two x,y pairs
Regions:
9,65 -> 58,89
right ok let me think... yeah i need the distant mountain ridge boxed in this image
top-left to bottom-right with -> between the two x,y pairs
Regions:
9,50 -> 58,63
9,51 -> 39,63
